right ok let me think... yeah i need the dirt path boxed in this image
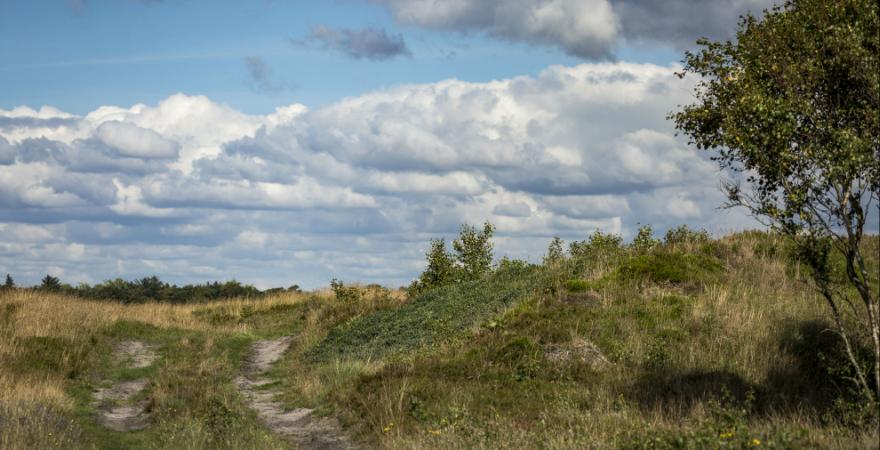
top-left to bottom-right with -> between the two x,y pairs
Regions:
236,337 -> 357,450
91,341 -> 157,432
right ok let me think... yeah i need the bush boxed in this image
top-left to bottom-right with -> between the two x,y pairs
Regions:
330,279 -> 363,303
664,225 -> 711,248
569,230 -> 625,275
618,252 -> 723,285
631,225 -> 660,254
543,237 -> 565,265
564,279 -> 590,293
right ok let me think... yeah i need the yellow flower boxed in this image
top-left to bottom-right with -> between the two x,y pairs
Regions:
382,422 -> 394,433
719,432 -> 734,439
751,438 -> 761,446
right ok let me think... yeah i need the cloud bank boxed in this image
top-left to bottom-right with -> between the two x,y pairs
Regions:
0,62 -> 754,288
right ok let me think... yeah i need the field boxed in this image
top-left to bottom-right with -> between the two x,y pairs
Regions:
1,231 -> 877,449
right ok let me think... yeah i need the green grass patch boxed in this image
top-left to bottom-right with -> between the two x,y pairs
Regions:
307,266 -> 537,362
617,251 -> 724,285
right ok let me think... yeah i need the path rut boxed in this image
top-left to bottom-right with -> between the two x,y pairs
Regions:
236,337 -> 357,450
91,340 -> 156,432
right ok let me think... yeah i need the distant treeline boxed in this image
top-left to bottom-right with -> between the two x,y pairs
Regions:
0,274 -> 300,304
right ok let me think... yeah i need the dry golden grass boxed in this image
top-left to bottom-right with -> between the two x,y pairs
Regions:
0,289 -> 311,442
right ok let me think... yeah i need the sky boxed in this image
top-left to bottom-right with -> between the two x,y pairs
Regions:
0,0 -> 782,289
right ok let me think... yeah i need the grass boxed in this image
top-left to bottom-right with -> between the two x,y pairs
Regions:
308,265 -> 537,362
1,231 -> 877,449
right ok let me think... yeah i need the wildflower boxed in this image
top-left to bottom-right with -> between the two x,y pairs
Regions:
751,438 -> 761,446
382,422 -> 394,433
719,432 -> 734,439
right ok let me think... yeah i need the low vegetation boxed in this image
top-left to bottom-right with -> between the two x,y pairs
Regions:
9,275 -> 300,304
1,227 -> 877,449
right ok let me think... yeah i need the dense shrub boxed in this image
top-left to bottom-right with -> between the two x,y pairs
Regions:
330,279 -> 363,303
618,252 -> 724,285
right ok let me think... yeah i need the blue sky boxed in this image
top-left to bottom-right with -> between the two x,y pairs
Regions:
0,0 -> 683,114
1,0 -> 789,288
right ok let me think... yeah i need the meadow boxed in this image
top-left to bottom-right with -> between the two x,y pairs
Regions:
1,230 -> 877,449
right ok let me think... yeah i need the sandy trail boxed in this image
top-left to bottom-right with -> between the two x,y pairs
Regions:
236,337 -> 357,450
91,341 -> 157,432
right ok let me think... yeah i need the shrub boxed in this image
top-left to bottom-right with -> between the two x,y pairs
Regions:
631,225 -> 660,254
330,279 -> 363,303
618,252 -> 723,285
664,225 -> 711,248
543,237 -> 565,266
569,230 -> 625,275
564,279 -> 590,293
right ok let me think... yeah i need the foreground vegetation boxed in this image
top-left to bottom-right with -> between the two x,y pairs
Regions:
1,229 -> 878,449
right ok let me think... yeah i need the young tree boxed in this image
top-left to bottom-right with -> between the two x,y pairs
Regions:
452,222 -> 495,281
2,274 -> 14,290
408,238 -> 457,296
543,237 -> 565,266
672,0 -> 879,403
40,274 -> 61,292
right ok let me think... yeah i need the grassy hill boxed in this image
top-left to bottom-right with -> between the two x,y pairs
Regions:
0,230 -> 877,449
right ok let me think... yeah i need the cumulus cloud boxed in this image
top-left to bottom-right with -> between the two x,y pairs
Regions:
303,26 -> 412,60
369,0 -> 776,57
94,121 -> 179,159
0,62 -> 758,289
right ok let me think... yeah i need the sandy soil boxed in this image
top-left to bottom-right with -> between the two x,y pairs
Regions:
236,337 -> 358,449
91,341 -> 157,432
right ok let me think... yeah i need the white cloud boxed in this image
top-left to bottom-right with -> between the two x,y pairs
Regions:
94,121 -> 179,159
0,62 -> 758,288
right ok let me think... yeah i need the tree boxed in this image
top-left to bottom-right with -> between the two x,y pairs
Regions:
418,238 -> 457,289
40,274 -> 61,292
452,222 -> 495,281
672,0 -> 879,404
2,274 -> 14,290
